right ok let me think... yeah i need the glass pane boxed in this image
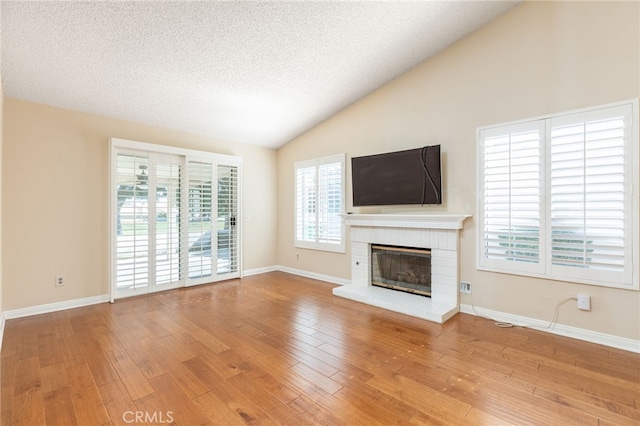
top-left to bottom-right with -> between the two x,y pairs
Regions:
116,155 -> 149,290
156,160 -> 182,285
217,165 -> 238,274
550,114 -> 626,271
188,161 -> 213,279
482,128 -> 541,263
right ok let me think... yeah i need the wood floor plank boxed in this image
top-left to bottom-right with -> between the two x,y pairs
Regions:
133,392 -> 176,425
116,329 -> 166,381
42,387 -> 78,426
464,407 -> 517,426
289,361 -> 344,395
66,363 -> 110,426
147,373 -> 213,426
97,380 -> 137,426
145,345 -> 209,400
37,330 -> 65,368
367,370 -> 472,425
287,394 -> 345,426
78,338 -> 120,387
192,391 -> 241,424
56,333 -> 86,368
226,370 -> 315,426
475,375 -> 600,425
242,366 -> 302,406
13,356 -> 41,396
534,386 -> 640,426
1,354 -> 18,412
12,387 -> 45,425
15,325 -> 39,361
2,271 -> 639,425
105,347 -> 154,401
331,370 -> 418,425
512,362 -> 638,409
39,362 -> 69,394
182,356 -> 277,425
187,342 -> 252,380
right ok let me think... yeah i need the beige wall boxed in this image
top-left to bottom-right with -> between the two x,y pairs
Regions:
2,99 -> 277,310
1,75 -> 4,316
277,1 -> 640,340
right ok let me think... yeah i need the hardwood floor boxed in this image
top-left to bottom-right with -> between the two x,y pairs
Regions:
1,271 -> 639,425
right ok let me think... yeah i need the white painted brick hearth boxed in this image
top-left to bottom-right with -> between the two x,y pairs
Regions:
333,214 -> 470,323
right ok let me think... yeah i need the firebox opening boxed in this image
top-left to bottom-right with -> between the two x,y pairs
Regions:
371,244 -> 431,297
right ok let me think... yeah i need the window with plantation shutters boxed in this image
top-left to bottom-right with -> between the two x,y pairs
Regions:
479,121 -> 545,275
478,100 -> 638,289
295,154 -> 345,253
549,106 -> 630,284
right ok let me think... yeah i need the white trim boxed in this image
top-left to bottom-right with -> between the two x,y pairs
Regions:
342,213 -> 471,230
3,295 -> 110,320
111,138 -> 242,165
477,98 -> 639,130
0,313 -> 5,352
243,266 -> 278,276
460,303 -> 640,354
276,265 -> 350,286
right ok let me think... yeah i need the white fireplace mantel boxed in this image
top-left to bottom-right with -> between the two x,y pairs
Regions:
341,213 -> 471,230
334,213 -> 471,324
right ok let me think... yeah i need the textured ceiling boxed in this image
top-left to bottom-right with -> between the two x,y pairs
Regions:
1,1 -> 517,149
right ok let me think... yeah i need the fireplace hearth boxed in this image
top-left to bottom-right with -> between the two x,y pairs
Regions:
333,213 -> 471,323
371,245 -> 431,296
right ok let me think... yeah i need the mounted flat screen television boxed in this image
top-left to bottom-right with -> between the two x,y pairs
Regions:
351,145 -> 442,206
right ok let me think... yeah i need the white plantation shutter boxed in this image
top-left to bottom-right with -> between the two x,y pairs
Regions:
155,157 -> 182,286
217,164 -> 239,275
115,154 -> 150,290
479,121 -> 544,274
187,160 -> 214,281
295,154 -> 345,252
549,106 -> 631,284
296,166 -> 317,242
478,100 -> 637,289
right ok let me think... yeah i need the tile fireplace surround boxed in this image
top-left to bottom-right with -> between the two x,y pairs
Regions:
333,213 -> 471,323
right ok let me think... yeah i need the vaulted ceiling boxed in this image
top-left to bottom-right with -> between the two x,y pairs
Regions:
1,1 -> 518,148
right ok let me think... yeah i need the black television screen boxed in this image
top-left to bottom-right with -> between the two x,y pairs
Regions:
351,145 -> 442,206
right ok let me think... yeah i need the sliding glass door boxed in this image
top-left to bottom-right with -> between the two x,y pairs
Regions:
186,161 -> 240,285
111,140 -> 241,300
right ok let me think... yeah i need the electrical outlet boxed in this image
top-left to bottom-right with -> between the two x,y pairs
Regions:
55,275 -> 65,287
460,281 -> 471,294
577,294 -> 591,311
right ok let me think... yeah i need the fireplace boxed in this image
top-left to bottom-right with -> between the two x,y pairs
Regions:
333,213 -> 471,323
371,245 -> 431,297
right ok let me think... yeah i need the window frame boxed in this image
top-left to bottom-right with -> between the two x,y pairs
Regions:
477,99 -> 639,290
294,153 -> 346,253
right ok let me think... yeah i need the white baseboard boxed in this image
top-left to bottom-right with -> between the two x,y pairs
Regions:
276,265 -> 351,286
243,265 -> 279,277
0,312 -> 5,352
460,303 -> 640,354
3,294 -> 110,320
